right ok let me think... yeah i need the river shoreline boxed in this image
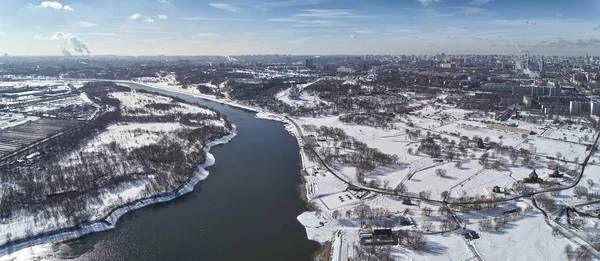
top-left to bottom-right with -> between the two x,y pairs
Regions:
121,81 -> 330,260
0,119 -> 237,258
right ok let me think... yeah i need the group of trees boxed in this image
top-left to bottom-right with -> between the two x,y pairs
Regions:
564,245 -> 594,261
0,83 -> 233,245
305,125 -> 398,183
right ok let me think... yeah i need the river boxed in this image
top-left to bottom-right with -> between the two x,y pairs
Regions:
20,83 -> 320,261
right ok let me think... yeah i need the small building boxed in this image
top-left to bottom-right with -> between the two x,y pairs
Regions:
549,169 -> 564,178
402,199 -> 412,205
398,216 -> 412,226
359,228 -> 396,245
372,229 -> 394,244
492,186 -> 502,193
524,169 -> 543,183
462,231 -> 480,240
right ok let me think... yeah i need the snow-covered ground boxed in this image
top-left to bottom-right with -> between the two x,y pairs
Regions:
110,91 -> 215,117
0,130 -> 237,260
0,89 -> 236,258
95,78 -> 600,261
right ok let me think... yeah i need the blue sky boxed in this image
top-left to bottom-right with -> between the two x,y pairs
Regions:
0,0 -> 599,56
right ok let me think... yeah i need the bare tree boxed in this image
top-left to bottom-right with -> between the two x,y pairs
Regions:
421,207 -> 433,216
441,190 -> 449,200
479,219 -> 493,231
574,186 -> 589,198
332,210 -> 340,219
564,245 -> 573,261
421,220 -> 433,232
418,190 -> 432,200
436,168 -> 447,178
587,179 -> 595,189
394,183 -> 407,194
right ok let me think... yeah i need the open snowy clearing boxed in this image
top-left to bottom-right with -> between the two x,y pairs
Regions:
110,91 -> 215,116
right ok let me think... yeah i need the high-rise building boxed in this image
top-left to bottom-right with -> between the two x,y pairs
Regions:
591,101 -> 600,116
304,59 -> 314,69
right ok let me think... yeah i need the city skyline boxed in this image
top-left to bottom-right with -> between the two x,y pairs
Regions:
0,0 -> 599,56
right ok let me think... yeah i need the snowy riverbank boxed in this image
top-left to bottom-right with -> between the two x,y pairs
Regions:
0,127 -> 237,259
115,81 -> 326,251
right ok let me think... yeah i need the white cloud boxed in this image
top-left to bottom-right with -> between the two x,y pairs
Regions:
144,17 -> 155,23
353,30 -> 375,34
270,9 -> 366,28
270,17 -> 347,27
0,32 -> 4,36
35,1 -> 74,11
179,17 -> 255,21
440,27 -> 470,34
158,15 -> 168,20
349,34 -> 356,39
468,0 -> 492,5
192,33 -> 219,37
130,13 -> 142,20
67,21 -> 97,27
389,29 -> 417,33
50,31 -> 71,40
253,0 -> 324,11
157,0 -> 170,3
555,12 -> 565,19
34,35 -> 47,40
418,0 -> 441,6
208,3 -> 240,12
295,9 -> 368,19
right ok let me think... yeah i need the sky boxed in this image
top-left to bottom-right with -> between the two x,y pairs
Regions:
0,0 -> 599,56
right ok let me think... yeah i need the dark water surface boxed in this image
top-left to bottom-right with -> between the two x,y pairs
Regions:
48,83 -> 319,261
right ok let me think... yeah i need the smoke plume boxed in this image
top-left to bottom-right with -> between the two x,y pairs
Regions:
62,48 -> 72,56
69,36 -> 91,55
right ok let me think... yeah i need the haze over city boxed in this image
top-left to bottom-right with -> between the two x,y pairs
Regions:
0,0 -> 599,56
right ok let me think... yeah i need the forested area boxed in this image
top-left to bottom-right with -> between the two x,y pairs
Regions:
0,82 -> 233,246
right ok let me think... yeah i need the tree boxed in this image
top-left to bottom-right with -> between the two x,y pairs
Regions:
355,204 -> 371,226
587,179 -> 595,189
383,180 -> 390,190
345,210 -> 352,218
421,207 -> 433,216
440,217 -> 455,230
407,148 -> 413,155
564,245 -> 574,261
479,219 -> 493,231
574,186 -> 589,198
405,231 -> 428,250
421,220 -> 433,232
441,191 -> 449,200
332,210 -> 340,219
419,190 -> 432,200
479,153 -> 489,167
436,168 -> 447,178
575,246 -> 593,261
455,161 -> 462,169
351,244 -> 393,261
556,151 -> 562,159
394,183 -> 407,194
446,151 -> 456,162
